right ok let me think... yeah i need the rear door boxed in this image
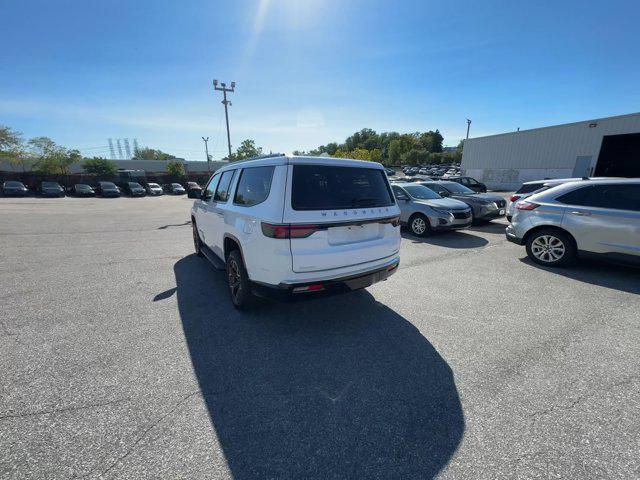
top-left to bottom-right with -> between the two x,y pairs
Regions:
559,183 -> 640,256
282,162 -> 400,273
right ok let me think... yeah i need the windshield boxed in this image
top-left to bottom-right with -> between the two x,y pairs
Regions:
439,182 -> 475,194
75,184 -> 91,190
148,183 -> 160,188
100,182 -> 116,188
128,182 -> 142,188
42,182 -> 59,188
404,185 -> 442,200
4,181 -> 25,188
172,183 -> 183,188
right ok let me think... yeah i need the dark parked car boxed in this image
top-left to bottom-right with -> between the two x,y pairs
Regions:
96,181 -> 121,197
122,181 -> 146,197
186,181 -> 202,198
444,176 -> 487,193
1,181 -> 29,197
164,183 -> 186,195
40,181 -> 65,197
417,180 -> 507,223
72,184 -> 95,197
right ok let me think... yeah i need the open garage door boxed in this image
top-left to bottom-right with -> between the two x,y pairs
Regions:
594,132 -> 640,177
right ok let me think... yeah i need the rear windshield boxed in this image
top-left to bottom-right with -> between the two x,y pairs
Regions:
516,183 -> 545,194
291,165 -> 395,210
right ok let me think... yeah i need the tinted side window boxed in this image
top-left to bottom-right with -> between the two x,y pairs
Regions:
234,166 -> 275,206
556,186 -> 590,205
557,184 -> 640,211
203,174 -> 220,200
214,170 -> 236,202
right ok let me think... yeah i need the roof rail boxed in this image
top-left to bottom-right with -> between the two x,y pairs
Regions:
223,153 -> 285,165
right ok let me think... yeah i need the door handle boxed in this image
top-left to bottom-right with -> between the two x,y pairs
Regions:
571,211 -> 591,216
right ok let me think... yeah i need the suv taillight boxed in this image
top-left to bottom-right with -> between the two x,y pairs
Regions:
514,201 -> 540,210
261,223 -> 320,239
509,195 -> 521,202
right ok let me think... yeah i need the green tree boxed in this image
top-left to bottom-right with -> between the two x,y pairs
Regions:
167,160 -> 186,179
417,130 -> 444,153
234,139 -> 263,161
133,147 -> 176,161
83,157 -> 118,176
28,137 -> 80,175
0,126 -> 32,171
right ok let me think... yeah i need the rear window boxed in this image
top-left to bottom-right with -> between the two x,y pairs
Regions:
291,165 -> 394,211
516,183 -> 545,194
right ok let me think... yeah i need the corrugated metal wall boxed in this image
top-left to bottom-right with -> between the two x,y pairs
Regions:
462,113 -> 640,170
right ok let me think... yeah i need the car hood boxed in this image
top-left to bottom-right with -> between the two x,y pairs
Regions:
415,198 -> 469,210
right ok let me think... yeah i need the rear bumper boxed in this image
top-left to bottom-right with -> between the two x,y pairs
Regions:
251,258 -> 400,301
505,225 -> 524,245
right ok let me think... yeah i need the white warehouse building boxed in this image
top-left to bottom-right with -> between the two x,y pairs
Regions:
461,112 -> 640,190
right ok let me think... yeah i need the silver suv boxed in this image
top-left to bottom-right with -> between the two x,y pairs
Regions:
390,182 -> 472,236
506,179 -> 640,266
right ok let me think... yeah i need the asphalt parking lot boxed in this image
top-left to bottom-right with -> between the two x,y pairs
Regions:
1,196 -> 639,479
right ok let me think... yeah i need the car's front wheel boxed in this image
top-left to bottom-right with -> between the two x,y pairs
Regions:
226,250 -> 256,310
409,213 -> 431,237
525,229 -> 575,267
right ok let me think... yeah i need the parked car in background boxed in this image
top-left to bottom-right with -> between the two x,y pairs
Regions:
384,168 -> 396,176
417,180 -> 506,223
39,181 -> 65,197
145,182 -> 163,196
505,177 -> 618,221
186,181 -> 203,198
122,182 -> 146,197
1,181 -> 29,197
164,183 -> 186,195
72,184 -> 95,197
391,182 -> 472,236
96,181 -> 121,197
443,176 -> 487,193
506,179 -> 640,267
191,155 -> 401,309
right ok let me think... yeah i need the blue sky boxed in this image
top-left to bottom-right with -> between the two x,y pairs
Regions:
1,0 -> 639,160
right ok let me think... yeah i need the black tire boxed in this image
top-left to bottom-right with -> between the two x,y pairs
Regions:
192,220 -> 204,257
226,250 -> 256,310
525,228 -> 575,267
408,213 -> 431,237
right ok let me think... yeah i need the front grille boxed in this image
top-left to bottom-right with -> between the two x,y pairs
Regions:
453,210 -> 472,219
496,199 -> 506,208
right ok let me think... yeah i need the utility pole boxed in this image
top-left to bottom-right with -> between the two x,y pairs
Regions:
213,79 -> 235,160
466,119 -> 472,140
202,136 -> 211,173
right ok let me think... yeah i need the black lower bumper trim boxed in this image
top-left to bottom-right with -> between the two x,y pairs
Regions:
506,234 -> 523,245
252,260 -> 400,302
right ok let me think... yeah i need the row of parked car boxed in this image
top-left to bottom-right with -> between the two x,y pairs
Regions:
387,177 -> 506,236
0,180 -> 205,198
402,165 -> 462,178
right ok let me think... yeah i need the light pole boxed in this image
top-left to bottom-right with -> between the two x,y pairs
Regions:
466,118 -> 472,139
213,79 -> 235,160
202,136 -> 210,172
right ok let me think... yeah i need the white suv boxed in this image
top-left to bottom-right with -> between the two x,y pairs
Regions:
191,155 -> 401,309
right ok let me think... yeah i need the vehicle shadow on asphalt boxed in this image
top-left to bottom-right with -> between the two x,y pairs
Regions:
468,221 -> 508,234
402,229 -> 488,249
173,254 -> 464,479
519,257 -> 640,295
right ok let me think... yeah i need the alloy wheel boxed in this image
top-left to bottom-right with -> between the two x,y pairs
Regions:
227,258 -> 242,302
531,235 -> 565,263
411,217 -> 427,235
